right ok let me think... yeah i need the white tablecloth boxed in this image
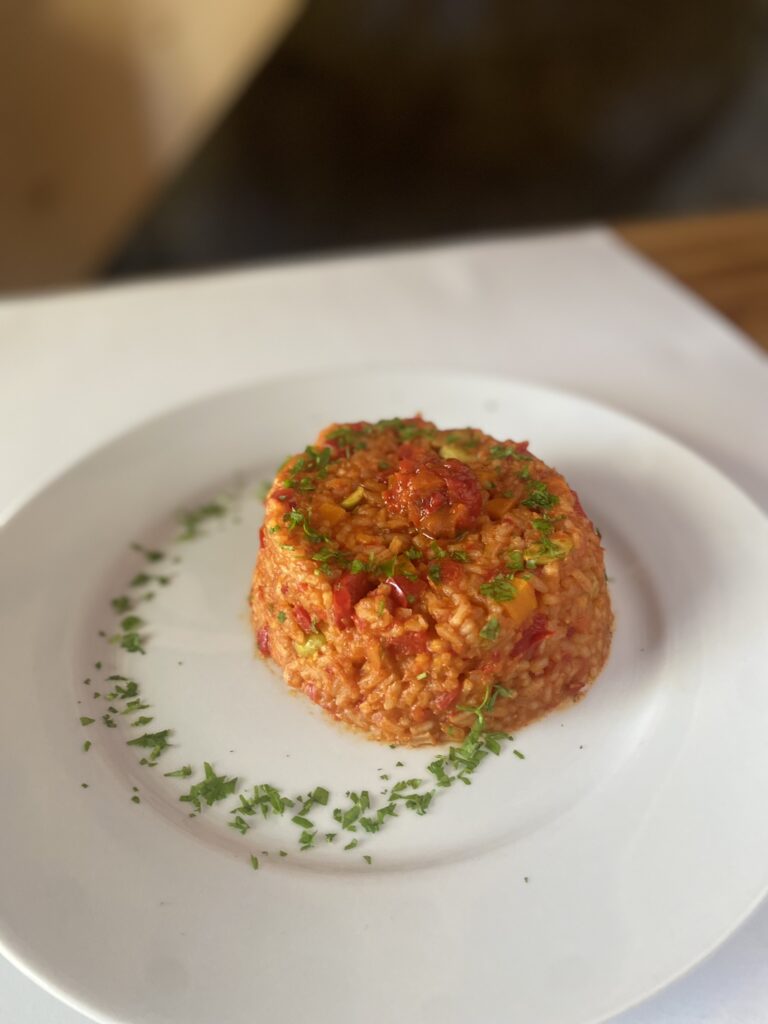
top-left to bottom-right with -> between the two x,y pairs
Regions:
1,227 -> 767,1023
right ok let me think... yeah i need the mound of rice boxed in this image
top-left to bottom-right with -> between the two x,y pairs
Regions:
250,417 -> 612,746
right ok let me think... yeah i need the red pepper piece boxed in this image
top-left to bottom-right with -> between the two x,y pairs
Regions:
385,575 -> 427,608
386,631 -> 429,655
434,687 -> 460,712
324,422 -> 367,456
511,613 -> 551,659
293,605 -> 313,634
332,571 -> 377,628
384,455 -> 483,538
438,559 -> 464,585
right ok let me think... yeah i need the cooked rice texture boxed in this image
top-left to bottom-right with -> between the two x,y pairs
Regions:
250,417 -> 612,746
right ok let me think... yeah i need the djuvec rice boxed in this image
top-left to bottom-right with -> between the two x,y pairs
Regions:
250,417 -> 613,746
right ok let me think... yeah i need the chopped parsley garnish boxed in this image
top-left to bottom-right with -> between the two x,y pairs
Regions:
80,716 -> 95,726
311,545 -> 352,574
524,538 -> 570,566
164,765 -> 193,778
489,444 -> 530,461
111,595 -> 132,613
363,855 -> 372,865
521,518 -> 571,565
333,791 -> 371,830
117,631 -> 145,655
400,791 -> 433,815
427,562 -> 442,583
333,805 -> 360,829
283,509 -> 327,545
521,481 -> 559,511
107,678 -> 139,700
250,855 -> 260,870
374,418 -> 434,442
127,728 -> 171,760
101,713 -> 117,729
376,554 -> 397,579
299,830 -> 317,851
232,783 -> 294,818
533,517 -> 557,534
131,543 -> 164,562
344,839 -> 359,851
480,617 -> 500,641
423,684 -> 517,787
326,426 -> 368,453
179,762 -> 237,813
177,501 -> 227,541
276,611 -> 287,623
121,699 -> 150,714
479,575 -> 517,602
506,550 -> 524,572
82,740 -> 92,752
285,445 -> 332,490
449,549 -> 470,563
400,424 -> 432,441
120,615 -> 144,632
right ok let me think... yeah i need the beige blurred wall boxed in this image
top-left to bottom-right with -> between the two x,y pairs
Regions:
0,0 -> 302,292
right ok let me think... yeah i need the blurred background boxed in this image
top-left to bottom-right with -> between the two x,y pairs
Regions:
2,0 -> 767,294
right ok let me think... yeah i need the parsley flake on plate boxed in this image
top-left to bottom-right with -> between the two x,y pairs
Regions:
179,762 -> 237,814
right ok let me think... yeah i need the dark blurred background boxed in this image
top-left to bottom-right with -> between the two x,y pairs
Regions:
2,0 -> 767,292
110,0 -> 768,278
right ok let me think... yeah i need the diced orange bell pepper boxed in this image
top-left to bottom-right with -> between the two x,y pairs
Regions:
315,501 -> 346,527
502,576 -> 537,627
486,497 -> 515,521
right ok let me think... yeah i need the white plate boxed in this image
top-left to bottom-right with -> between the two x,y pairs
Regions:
2,369 -> 767,1024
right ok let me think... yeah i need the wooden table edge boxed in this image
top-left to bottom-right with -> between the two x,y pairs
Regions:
616,208 -> 768,353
